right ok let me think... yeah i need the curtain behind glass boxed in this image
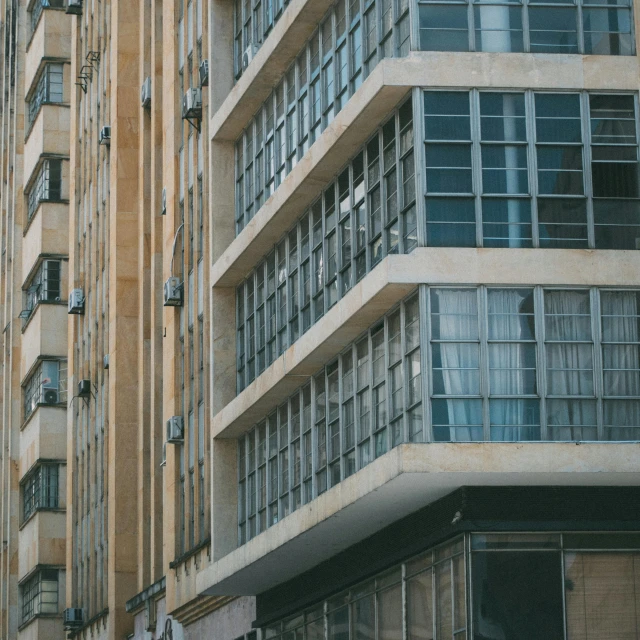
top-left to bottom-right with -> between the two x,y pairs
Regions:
565,552 -> 640,639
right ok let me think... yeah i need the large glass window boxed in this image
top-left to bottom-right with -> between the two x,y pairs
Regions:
20,259 -> 62,325
239,285 -> 640,540
26,159 -> 63,221
21,463 -> 59,522
417,0 -> 634,55
236,100 -> 415,392
235,0 -> 409,233
23,359 -> 67,421
20,568 -> 58,624
27,64 -> 64,129
260,533 -> 640,639
424,90 -> 640,249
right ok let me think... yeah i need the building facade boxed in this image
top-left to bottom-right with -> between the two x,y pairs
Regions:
0,0 -> 638,639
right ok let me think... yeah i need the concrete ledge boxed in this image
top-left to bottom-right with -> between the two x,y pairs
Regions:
213,248 -> 640,440
211,0 -> 335,141
197,441 -> 640,596
213,255 -> 417,439
211,60 -> 412,288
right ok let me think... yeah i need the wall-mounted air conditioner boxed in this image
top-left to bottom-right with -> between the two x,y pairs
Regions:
166,416 -> 184,444
78,379 -> 91,398
141,76 -> 151,108
42,388 -> 58,405
242,45 -> 256,70
163,276 -> 182,307
68,288 -> 84,315
182,88 -> 202,120
99,125 -> 111,145
63,608 -> 84,628
161,187 -> 167,215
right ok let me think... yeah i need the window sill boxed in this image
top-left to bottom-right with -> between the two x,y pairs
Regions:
18,612 -> 62,632
170,537 -> 211,570
19,507 -> 65,531
21,401 -> 67,432
23,198 -> 70,236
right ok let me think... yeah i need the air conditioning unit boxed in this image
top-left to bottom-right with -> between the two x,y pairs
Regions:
199,59 -> 209,87
68,288 -> 85,315
103,354 -> 109,369
242,45 -> 255,70
99,125 -> 111,145
166,416 -> 184,444
161,187 -> 167,215
163,276 -> 182,307
63,607 -> 84,628
65,0 -> 82,14
141,76 -> 151,108
160,442 -> 167,467
78,379 -> 91,398
42,389 -> 58,405
182,88 -> 202,120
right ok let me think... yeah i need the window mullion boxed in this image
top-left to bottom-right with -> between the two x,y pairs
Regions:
526,90 -> 539,247
522,0 -> 531,52
478,286 -> 490,440
591,287 -> 604,441
423,285 -> 433,442
413,88 -> 427,248
467,0 -> 474,52
535,286 -> 548,440
582,92 -> 595,249
470,89 -> 483,248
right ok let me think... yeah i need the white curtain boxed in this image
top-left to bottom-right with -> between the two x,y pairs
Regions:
434,289 -> 481,440
488,289 -> 536,441
601,291 -> 640,440
545,291 -> 594,440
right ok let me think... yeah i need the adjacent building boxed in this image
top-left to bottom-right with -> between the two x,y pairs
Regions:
0,0 -> 639,639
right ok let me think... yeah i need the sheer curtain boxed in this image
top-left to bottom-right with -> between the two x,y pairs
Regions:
601,291 -> 640,440
488,289 -> 537,441
545,290 -> 595,440
433,289 -> 481,441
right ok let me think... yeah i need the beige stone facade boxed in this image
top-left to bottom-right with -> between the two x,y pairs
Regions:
0,0 -> 639,638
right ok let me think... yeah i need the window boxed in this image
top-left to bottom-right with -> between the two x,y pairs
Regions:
238,292 -> 421,541
236,100 -> 415,392
23,360 -> 67,421
424,90 -> 640,249
261,533 -> 640,639
239,285 -> 640,537
418,0 -> 634,55
26,159 -> 63,221
27,64 -> 64,128
235,0 -> 408,233
22,463 -> 59,521
20,568 -> 58,624
21,259 -> 62,324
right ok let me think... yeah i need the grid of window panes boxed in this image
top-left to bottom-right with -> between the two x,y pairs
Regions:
22,463 -> 59,522
234,0 -> 410,234
21,259 -> 62,324
236,100 -> 415,392
424,90 -> 640,250
20,568 -> 58,624
262,533 -> 640,640
238,292 -> 422,542
26,159 -> 63,221
429,286 -> 640,442
23,359 -> 67,421
27,63 -> 64,128
233,0 -> 291,80
263,538 -> 465,638
417,0 -> 634,55
177,0 -> 208,557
